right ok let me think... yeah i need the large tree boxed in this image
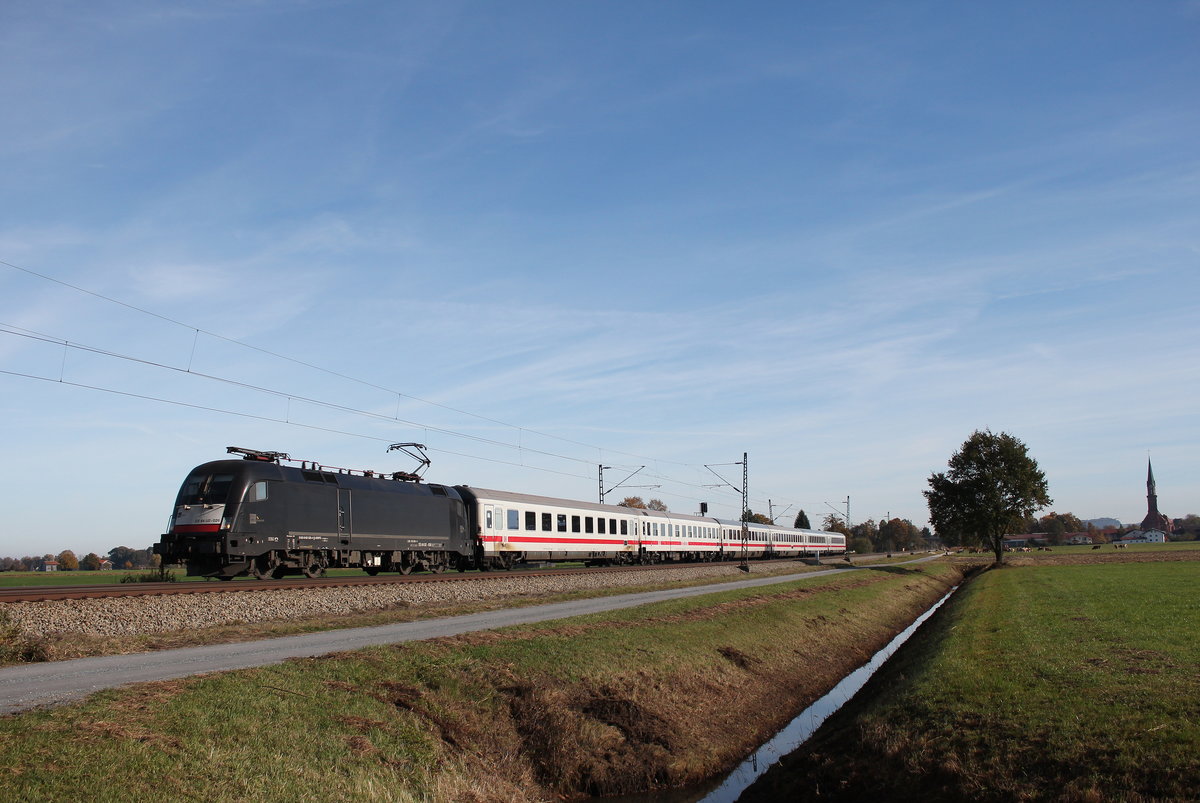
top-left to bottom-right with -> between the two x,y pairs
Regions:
794,510 -> 811,529
925,430 -> 1051,563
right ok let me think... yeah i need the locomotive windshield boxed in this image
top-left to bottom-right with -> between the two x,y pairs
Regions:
180,472 -> 236,505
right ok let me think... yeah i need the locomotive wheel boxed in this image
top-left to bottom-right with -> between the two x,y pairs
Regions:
303,561 -> 324,579
397,563 -> 413,575
251,555 -> 277,581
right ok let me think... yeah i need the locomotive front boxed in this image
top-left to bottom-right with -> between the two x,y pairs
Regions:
153,458 -> 266,576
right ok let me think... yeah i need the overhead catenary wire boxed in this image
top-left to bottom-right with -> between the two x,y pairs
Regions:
0,258 -> 812,516
0,325 -> 764,512
0,323 -> 754,506
0,258 -> 653,463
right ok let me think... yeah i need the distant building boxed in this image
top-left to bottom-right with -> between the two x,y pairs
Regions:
97,558 -> 113,570
1066,533 -> 1093,545
1121,530 -> 1167,544
1140,459 -> 1172,534
41,560 -> 59,572
1003,535 -> 1048,549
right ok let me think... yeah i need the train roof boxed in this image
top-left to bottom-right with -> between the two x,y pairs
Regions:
713,517 -> 842,537
458,487 -> 649,515
457,487 -> 717,522
183,458 -> 460,497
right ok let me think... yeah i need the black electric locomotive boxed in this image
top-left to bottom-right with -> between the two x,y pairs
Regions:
155,447 -> 473,579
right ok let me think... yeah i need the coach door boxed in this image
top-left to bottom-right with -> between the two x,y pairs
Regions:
483,505 -> 496,541
337,488 -> 352,542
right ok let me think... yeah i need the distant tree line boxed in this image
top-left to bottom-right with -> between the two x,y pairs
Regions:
997,511 -> 1199,545
1170,515 -> 1200,540
818,514 -> 931,555
0,546 -> 159,572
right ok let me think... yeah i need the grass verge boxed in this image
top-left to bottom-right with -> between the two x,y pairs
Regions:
0,562 -> 960,801
742,560 -> 1200,801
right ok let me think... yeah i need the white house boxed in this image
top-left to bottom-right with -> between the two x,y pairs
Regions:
1120,530 -> 1167,543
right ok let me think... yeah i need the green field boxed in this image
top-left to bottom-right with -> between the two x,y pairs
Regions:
0,567 -> 371,586
0,569 -> 186,586
744,557 -> 1200,801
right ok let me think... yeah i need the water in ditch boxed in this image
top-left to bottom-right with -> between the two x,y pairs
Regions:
601,585 -> 959,803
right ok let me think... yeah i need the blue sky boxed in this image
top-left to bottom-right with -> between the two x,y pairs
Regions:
2,1 -> 1197,558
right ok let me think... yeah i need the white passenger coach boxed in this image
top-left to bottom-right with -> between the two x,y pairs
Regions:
462,487 -> 845,567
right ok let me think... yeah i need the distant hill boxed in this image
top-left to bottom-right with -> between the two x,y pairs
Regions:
1086,518 -> 1123,529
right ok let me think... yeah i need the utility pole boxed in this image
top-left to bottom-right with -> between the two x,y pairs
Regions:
742,453 -> 749,570
704,452 -> 750,572
824,496 -> 851,530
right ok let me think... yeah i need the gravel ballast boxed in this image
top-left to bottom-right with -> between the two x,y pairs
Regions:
4,564 -> 802,637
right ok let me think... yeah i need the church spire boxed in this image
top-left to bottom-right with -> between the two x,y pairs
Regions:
1141,457 -> 1170,533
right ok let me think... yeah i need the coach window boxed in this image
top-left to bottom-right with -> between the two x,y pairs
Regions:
598,518 -> 606,534
572,515 -> 581,533
585,517 -> 594,534
542,513 -> 553,531
526,511 -> 536,531
486,509 -> 493,529
507,509 -> 520,530
557,514 -> 568,532
609,518 -> 617,534
620,520 -> 628,536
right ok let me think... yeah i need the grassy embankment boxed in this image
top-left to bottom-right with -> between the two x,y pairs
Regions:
742,557 -> 1200,801
0,561 -> 959,801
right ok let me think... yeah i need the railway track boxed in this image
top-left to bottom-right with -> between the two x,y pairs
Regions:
0,558 -> 804,603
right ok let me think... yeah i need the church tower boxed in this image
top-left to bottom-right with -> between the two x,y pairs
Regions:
1140,459 -> 1171,533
